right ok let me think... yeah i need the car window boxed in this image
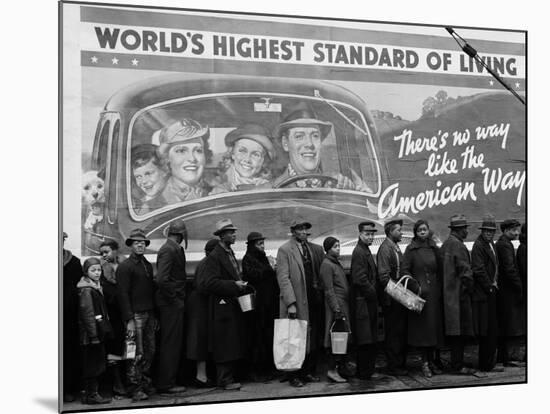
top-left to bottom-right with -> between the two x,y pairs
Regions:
126,94 -> 380,217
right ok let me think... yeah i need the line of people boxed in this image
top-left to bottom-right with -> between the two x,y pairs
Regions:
61,212 -> 526,404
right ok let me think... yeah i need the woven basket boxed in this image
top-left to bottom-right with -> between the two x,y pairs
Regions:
385,275 -> 426,313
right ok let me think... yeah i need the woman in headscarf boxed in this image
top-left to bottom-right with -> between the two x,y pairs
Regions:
401,219 -> 444,378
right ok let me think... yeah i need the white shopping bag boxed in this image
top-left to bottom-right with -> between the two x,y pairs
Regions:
273,318 -> 308,371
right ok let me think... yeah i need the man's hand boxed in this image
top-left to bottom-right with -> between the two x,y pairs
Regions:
334,173 -> 355,190
288,304 -> 297,319
350,169 -> 373,192
235,280 -> 248,291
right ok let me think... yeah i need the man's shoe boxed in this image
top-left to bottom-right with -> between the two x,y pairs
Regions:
223,382 -> 241,391
327,370 -> 347,383
289,378 -> 305,388
85,393 -> 111,405
421,362 -> 433,378
158,385 -> 187,395
131,390 -> 149,402
453,367 -> 477,375
192,378 -> 215,388
429,363 -> 444,375
302,374 -> 321,383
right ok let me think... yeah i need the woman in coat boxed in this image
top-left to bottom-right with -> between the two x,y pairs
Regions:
242,232 -> 279,381
186,239 -> 218,387
320,237 -> 350,383
401,220 -> 444,378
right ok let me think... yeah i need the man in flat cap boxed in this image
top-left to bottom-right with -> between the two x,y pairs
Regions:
273,106 -> 371,191
377,218 -> 408,376
351,221 -> 380,379
471,214 -> 500,372
116,229 -> 157,401
440,215 -> 476,375
201,219 -> 248,390
276,218 -> 325,387
155,220 -> 188,395
495,219 -> 525,367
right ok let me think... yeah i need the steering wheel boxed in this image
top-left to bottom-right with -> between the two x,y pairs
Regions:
274,173 -> 339,188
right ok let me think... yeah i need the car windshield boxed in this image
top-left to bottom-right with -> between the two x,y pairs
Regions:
127,93 -> 380,217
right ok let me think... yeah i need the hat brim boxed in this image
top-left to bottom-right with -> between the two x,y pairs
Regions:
213,226 -> 238,236
479,226 -> 497,230
247,237 -> 266,244
448,224 -> 470,228
277,119 -> 332,138
291,222 -> 312,230
125,238 -> 151,247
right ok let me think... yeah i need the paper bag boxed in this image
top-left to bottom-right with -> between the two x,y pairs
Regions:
273,318 -> 308,371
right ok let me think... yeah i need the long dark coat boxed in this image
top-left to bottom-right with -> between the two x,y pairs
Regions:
320,255 -> 351,348
471,235 -> 498,336
155,238 -> 187,308
186,256 -> 210,361
401,238 -> 444,347
201,242 -> 247,363
276,238 -> 325,352
350,239 -> 378,345
101,273 -> 126,357
440,233 -> 474,336
495,235 -> 526,336
517,237 -> 527,326
63,250 -> 82,392
242,246 -> 279,369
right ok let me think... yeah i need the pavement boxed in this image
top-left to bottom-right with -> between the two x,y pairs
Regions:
62,345 -> 526,413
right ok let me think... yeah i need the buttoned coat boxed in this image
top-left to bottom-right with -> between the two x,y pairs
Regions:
440,233 -> 474,336
116,253 -> 156,322
495,235 -> 525,336
276,238 -> 324,352
201,242 -> 247,363
350,239 -> 378,345
155,238 -> 187,308
471,235 -> 498,336
377,237 -> 404,307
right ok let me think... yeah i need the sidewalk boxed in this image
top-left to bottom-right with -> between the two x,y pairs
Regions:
62,346 -> 526,412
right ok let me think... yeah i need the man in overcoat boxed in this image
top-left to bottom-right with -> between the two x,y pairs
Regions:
116,229 -> 157,401
276,218 -> 325,387
495,218 -> 525,366
440,215 -> 476,374
155,219 -> 188,394
350,221 -> 379,380
377,218 -> 408,376
471,214 -> 500,372
201,219 -> 248,390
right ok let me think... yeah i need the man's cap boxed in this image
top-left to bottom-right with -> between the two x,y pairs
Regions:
290,218 -> 312,230
479,214 -> 497,230
225,124 -> 275,160
358,221 -> 378,232
214,218 -> 238,236
276,108 -> 332,139
500,218 -> 521,232
125,228 -> 151,247
448,214 -> 469,229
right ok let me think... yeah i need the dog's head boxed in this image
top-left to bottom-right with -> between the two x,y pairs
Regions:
82,170 -> 106,206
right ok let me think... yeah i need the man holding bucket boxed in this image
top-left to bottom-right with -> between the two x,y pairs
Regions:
276,218 -> 325,387
201,218 -> 248,390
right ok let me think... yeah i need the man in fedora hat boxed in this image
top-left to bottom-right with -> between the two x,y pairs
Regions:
273,105 -> 371,191
201,219 -> 248,390
116,229 -> 157,401
155,220 -> 189,395
351,221 -> 380,379
440,215 -> 476,375
276,218 -> 325,387
495,218 -> 525,367
471,214 -> 500,372
377,218 -> 409,376
242,231 -> 279,381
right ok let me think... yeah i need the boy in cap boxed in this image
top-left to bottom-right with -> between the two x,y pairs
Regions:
351,221 -> 380,379
440,215 -> 476,375
377,218 -> 408,376
155,220 -> 189,394
495,219 -> 525,367
116,229 -> 156,401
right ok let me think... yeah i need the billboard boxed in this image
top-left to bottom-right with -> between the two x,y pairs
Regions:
62,3 -> 525,262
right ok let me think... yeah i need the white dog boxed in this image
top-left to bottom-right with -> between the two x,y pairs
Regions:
82,170 -> 105,231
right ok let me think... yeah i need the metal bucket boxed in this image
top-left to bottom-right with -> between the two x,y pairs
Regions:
330,320 -> 350,354
237,286 -> 256,312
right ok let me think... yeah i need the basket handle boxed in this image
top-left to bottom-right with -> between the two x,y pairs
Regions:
399,275 -> 421,296
330,318 -> 351,333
